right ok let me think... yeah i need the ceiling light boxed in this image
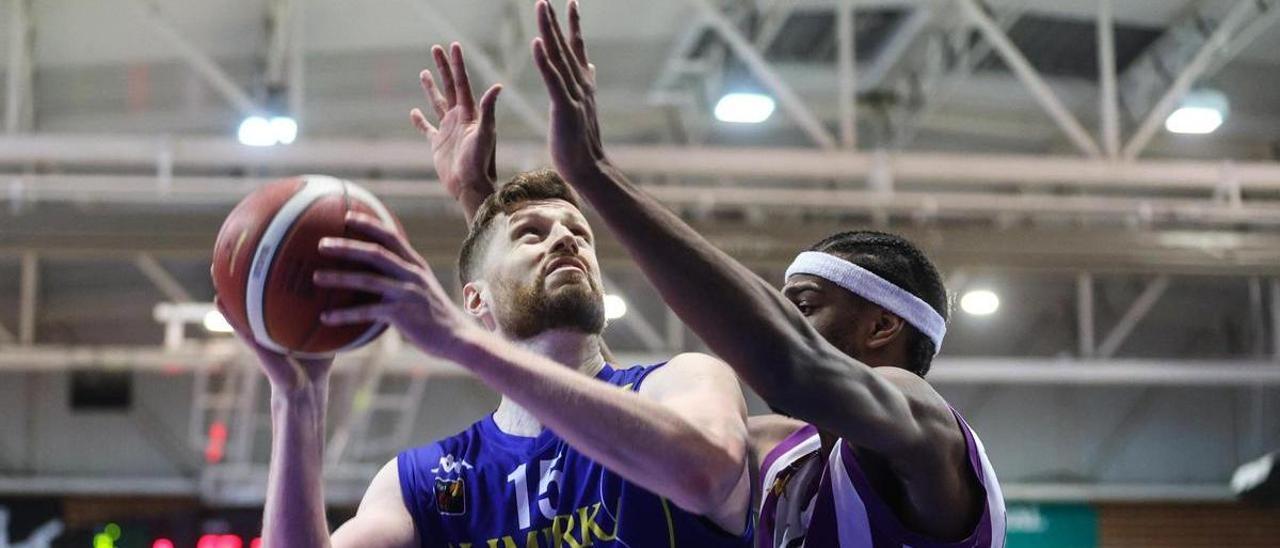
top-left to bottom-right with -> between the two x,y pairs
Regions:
238,115 -> 298,146
202,310 -> 234,333
604,294 -> 628,320
1165,89 -> 1228,135
960,289 -> 1000,316
1165,107 -> 1222,135
714,92 -> 775,124
270,116 -> 298,145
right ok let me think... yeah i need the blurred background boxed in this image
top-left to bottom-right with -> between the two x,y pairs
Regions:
2,0 -> 1280,546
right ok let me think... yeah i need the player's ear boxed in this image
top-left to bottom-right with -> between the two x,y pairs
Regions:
866,308 -> 906,350
462,280 -> 489,319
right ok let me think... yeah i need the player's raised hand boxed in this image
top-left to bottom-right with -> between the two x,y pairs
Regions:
313,212 -> 478,358
213,296 -> 334,391
531,0 -> 608,182
411,42 -> 503,218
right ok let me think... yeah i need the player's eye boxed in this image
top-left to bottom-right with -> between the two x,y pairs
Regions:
796,302 -> 815,316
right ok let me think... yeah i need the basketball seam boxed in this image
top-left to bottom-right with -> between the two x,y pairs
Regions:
296,180 -> 356,354
246,176 -> 343,356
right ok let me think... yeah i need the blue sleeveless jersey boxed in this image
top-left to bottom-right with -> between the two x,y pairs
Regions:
398,362 -> 752,548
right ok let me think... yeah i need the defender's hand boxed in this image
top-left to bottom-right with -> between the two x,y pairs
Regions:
313,213 -> 477,359
531,0 -> 609,182
411,42 -> 503,214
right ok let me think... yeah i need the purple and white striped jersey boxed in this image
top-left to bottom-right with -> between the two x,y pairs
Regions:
756,410 -> 1005,548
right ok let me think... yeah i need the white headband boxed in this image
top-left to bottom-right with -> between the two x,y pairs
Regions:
785,251 -> 946,354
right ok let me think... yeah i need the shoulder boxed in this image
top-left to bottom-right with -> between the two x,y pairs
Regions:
639,352 -> 737,391
869,367 -> 967,466
748,414 -> 810,466
748,414 -> 810,449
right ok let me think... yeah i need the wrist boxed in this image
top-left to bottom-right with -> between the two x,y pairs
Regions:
269,373 -> 329,409
563,156 -> 616,188
455,177 -> 495,201
431,322 -> 498,368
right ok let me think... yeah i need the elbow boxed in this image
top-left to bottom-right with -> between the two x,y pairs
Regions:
668,434 -> 748,516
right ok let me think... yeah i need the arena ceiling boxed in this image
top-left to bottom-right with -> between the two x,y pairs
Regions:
0,0 -> 1278,503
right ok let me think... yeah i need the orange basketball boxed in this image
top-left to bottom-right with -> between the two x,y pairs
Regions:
211,175 -> 402,356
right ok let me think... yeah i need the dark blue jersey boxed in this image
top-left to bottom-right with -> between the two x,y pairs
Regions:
398,362 -> 752,548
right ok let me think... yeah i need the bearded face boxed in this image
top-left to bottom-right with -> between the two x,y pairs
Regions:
492,255 -> 605,339
473,199 -> 606,340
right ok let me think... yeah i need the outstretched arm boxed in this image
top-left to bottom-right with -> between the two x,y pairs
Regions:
212,300 -> 417,548
314,213 -> 751,533
528,0 -> 959,463
411,43 -> 502,223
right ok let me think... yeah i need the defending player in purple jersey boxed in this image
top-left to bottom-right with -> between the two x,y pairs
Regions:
526,1 -> 1005,546
228,28 -> 754,548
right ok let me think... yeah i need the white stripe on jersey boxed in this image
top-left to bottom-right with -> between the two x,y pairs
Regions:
828,443 -> 874,548
970,431 -> 1006,548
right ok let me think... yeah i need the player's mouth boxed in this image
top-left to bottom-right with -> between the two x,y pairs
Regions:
544,255 -> 587,277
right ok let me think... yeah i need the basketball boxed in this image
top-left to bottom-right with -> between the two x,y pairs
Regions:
211,175 -> 401,356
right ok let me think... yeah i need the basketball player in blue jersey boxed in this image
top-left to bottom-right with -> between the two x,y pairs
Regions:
219,48 -> 755,548
526,2 -> 1005,547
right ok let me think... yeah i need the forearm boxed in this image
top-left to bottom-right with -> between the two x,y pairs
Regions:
263,383 -> 333,548
565,163 -> 919,444
457,184 -> 493,225
447,330 -> 739,512
568,164 -> 836,400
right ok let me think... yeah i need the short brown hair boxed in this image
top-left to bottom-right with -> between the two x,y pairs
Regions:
458,169 -> 584,284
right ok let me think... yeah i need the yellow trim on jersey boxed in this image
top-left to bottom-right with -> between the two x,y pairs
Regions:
660,497 -> 677,548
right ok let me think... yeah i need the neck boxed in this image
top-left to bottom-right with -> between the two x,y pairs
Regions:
492,329 -> 606,437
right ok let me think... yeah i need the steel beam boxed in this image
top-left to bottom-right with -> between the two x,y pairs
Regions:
265,0 -> 294,88
0,321 -> 14,344
127,0 -> 260,115
1119,0 -> 1279,135
858,6 -> 931,91
1272,278 -> 1280,361
1121,1 -> 1260,160
134,254 -> 195,302
1096,0 -> 1119,159
752,0 -> 795,52
18,251 -> 36,345
12,173 -> 1280,227
5,343 -> 1280,386
1096,275 -> 1170,358
5,135 -> 1280,191
894,3 -> 1027,147
5,0 -> 33,135
836,0 -> 857,149
407,0 -> 547,135
229,367 -> 262,464
1078,272 -> 1095,358
1205,1 -> 1280,78
688,0 -> 839,149
958,0 -> 1101,157
1249,277 -> 1266,356
929,358 -> 1280,386
0,476 -> 199,496
1001,482 -> 1233,502
288,0 -> 306,121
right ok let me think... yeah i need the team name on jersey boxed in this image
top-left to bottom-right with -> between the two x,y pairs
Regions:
446,499 -> 620,548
